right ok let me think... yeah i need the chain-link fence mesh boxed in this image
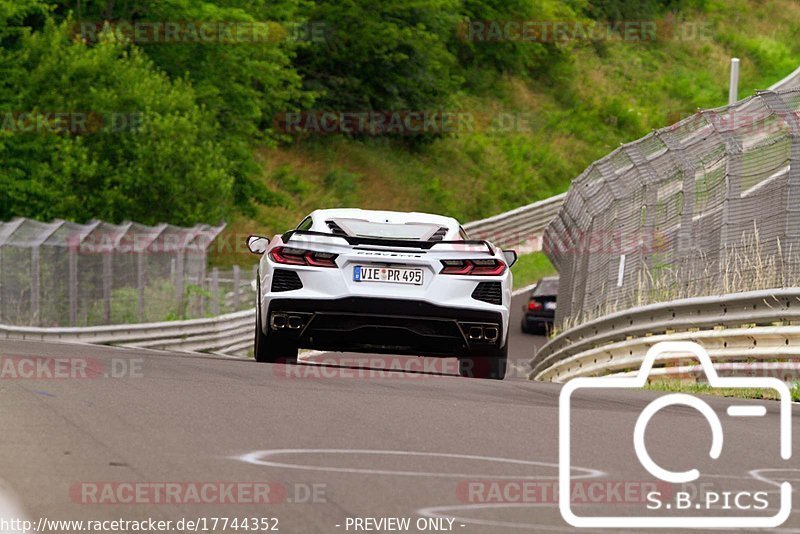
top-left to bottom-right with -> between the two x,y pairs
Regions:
0,219 -> 254,326
545,86 -> 800,329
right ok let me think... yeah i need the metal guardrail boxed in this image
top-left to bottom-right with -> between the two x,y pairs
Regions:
0,309 -> 254,357
463,193 -> 565,250
530,288 -> 800,382
534,325 -> 800,383
768,64 -> 800,91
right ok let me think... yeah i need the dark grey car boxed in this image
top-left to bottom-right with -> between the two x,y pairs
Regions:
521,276 -> 558,335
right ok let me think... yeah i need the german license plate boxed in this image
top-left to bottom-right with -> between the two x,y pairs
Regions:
353,265 -> 423,285
545,301 -> 557,310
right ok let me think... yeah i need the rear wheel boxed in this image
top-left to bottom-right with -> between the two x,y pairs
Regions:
458,342 -> 508,380
254,279 -> 298,364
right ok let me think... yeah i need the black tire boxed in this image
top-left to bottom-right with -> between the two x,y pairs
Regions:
458,342 -> 508,380
254,278 -> 298,364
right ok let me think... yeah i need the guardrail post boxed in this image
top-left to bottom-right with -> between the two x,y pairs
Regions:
233,265 -> 241,310
211,267 -> 220,316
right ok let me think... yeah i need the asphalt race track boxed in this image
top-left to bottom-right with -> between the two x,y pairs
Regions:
1,293 -> 799,533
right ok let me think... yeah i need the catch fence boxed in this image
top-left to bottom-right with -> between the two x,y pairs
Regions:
0,218 -> 255,326
544,86 -> 800,328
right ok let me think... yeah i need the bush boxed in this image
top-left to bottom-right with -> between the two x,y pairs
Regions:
452,0 -> 578,82
296,0 -> 462,113
0,20 -> 234,225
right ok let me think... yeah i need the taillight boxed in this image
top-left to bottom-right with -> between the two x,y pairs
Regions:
528,299 -> 543,311
270,246 -> 338,268
440,259 -> 506,276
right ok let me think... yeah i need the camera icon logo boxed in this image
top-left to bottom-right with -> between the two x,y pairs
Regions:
559,341 -> 793,529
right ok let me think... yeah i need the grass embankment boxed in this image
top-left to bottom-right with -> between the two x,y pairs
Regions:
511,252 -> 557,290
646,381 -> 800,402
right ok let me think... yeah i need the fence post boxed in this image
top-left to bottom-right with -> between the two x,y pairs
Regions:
102,252 -> 112,324
212,267 -> 220,316
69,248 -> 78,325
233,265 -> 241,310
137,251 -> 145,322
0,246 -> 3,324
728,57 -> 740,106
174,253 -> 184,311
198,248 -> 207,317
30,245 -> 40,326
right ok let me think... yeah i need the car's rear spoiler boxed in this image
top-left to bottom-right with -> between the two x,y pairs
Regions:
281,230 -> 494,253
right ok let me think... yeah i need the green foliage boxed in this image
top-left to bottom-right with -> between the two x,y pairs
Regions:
272,164 -> 310,196
453,0 -> 580,84
85,279 -> 217,324
322,169 -> 359,206
0,0 -> 315,224
584,0 -> 704,21
0,20 -> 233,224
296,0 -> 463,112
510,252 -> 557,289
646,381 -> 797,402
128,0 -> 311,205
2,0 -> 800,243
0,0 -> 48,41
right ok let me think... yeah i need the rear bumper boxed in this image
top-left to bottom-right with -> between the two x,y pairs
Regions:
522,312 -> 554,332
265,297 -> 505,357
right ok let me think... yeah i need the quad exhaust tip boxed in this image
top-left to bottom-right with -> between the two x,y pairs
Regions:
468,326 -> 483,340
462,323 -> 500,344
483,326 -> 499,342
272,313 -> 287,329
271,313 -> 305,330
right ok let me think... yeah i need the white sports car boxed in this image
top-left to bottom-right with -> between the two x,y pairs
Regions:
247,208 -> 517,379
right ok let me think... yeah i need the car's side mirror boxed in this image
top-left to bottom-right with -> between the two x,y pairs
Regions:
502,249 -> 518,267
247,235 -> 270,255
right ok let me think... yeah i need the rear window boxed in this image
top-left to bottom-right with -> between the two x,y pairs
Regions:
532,277 -> 559,297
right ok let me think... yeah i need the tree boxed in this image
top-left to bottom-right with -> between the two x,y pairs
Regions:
296,0 -> 462,112
0,21 -> 234,225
